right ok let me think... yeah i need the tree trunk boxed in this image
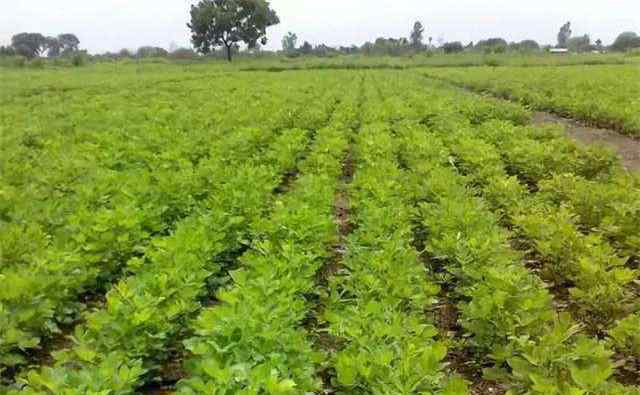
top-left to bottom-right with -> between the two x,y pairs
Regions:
226,44 -> 232,62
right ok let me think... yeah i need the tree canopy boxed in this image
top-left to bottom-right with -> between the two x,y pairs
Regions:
410,21 -> 425,49
443,41 -> 464,54
58,34 -> 80,54
475,38 -> 508,53
11,33 -> 48,59
567,34 -> 591,53
188,0 -> 279,61
9,32 -> 81,59
557,21 -> 572,48
611,31 -> 640,52
282,31 -> 298,55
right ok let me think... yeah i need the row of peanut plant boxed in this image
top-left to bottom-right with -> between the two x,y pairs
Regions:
10,123 -> 312,393
372,70 -> 638,394
424,65 -> 640,135
401,76 -> 640,377
0,73 -> 342,380
320,79 -> 466,394
176,83 -> 358,394
0,72 -> 350,390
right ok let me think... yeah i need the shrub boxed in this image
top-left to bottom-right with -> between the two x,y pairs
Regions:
71,53 -> 87,67
443,42 -> 464,54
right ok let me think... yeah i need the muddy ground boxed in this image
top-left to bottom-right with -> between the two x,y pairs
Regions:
533,112 -> 640,172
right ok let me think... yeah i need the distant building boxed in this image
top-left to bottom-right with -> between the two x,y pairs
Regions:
549,48 -> 569,54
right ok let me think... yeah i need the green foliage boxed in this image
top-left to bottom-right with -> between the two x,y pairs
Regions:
609,313 -> 640,357
611,31 -> 640,52
426,65 -> 640,135
188,0 -> 280,61
567,34 -> 592,53
281,31 -> 298,55
324,122 -> 455,394
2,64 -> 639,395
11,33 -> 47,59
557,21 -> 572,48
410,21 -> 425,49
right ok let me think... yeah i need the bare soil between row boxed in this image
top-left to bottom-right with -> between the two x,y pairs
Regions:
532,111 -> 640,172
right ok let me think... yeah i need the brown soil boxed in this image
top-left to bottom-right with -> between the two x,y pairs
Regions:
312,147 -> 356,394
532,112 -> 640,172
432,283 -> 506,395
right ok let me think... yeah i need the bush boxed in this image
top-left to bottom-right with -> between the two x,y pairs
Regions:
611,32 -> 640,52
443,42 -> 464,54
484,58 -> 501,67
0,55 -> 26,68
625,48 -> 640,57
169,48 -> 198,60
71,53 -> 87,67
28,58 -> 45,69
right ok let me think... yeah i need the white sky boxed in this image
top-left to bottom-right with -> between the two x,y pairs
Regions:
0,0 -> 638,54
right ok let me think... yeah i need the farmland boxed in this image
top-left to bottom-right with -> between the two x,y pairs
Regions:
425,64 -> 640,135
1,62 -> 639,395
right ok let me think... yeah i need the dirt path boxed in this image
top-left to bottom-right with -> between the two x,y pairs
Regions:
422,75 -> 640,172
533,112 -> 640,172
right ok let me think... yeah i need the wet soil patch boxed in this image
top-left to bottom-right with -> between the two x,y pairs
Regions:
533,112 -> 640,172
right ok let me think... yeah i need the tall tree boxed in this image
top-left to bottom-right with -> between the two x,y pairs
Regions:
557,21 -> 572,48
281,31 -> 298,54
410,21 -> 425,49
611,32 -> 640,52
595,38 -> 603,50
11,33 -> 47,59
188,0 -> 279,61
0,46 -> 16,56
300,41 -> 313,55
567,34 -> 591,53
58,34 -> 80,54
45,36 -> 61,57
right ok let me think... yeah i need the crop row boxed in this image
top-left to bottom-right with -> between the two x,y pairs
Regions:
9,124 -> 312,393
0,73 -> 343,378
176,93 -> 355,394
408,73 -> 639,380
396,121 -> 636,394
365,71 -> 638,393
440,121 -> 639,376
176,75 -> 361,394
1,72 -> 336,238
423,65 -> 640,135
418,92 -> 637,390
322,119 -> 466,394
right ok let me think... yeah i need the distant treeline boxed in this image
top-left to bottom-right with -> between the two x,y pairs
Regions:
2,24 -> 639,64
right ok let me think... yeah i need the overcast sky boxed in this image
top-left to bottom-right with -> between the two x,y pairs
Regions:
1,0 -> 638,53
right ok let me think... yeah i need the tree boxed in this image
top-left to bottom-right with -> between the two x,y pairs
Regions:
11,33 -> 47,59
567,34 -> 591,53
442,41 -> 464,54
611,31 -> 640,52
595,39 -> 603,50
45,36 -> 61,57
0,46 -> 16,56
512,39 -> 540,52
281,31 -> 297,55
300,41 -> 313,55
188,0 -> 279,62
119,48 -> 133,58
58,34 -> 80,54
475,37 -> 508,53
170,47 -> 198,59
137,46 -> 169,58
557,21 -> 572,48
410,21 -> 425,49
